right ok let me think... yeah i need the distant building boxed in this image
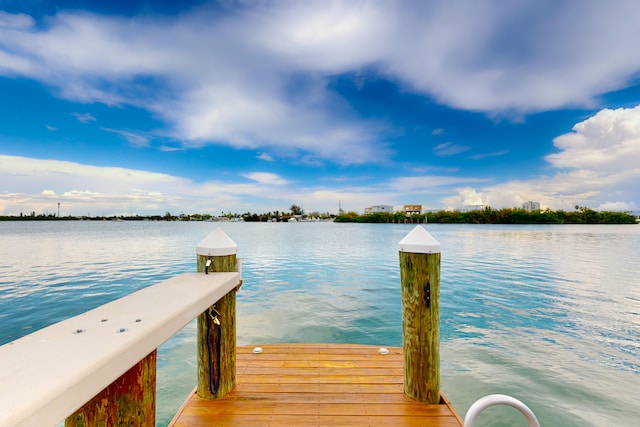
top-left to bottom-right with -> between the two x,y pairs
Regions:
404,205 -> 422,216
364,205 -> 393,214
522,201 -> 541,212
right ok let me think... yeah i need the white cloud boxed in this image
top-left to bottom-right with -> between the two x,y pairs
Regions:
72,112 -> 97,123
3,1 -> 640,165
102,128 -> 150,146
242,172 -> 289,186
0,11 -> 34,30
257,152 -> 275,162
468,150 -> 509,160
597,201 -> 636,212
0,155 -> 309,215
388,176 -> 489,193
433,142 -> 471,157
2,2 -> 640,215
439,107 -> 640,211
546,106 -> 640,171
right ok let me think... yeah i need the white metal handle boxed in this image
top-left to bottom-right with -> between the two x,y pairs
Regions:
464,394 -> 541,427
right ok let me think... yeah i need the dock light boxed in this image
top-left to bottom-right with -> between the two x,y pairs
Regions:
253,347 -> 263,354
205,257 -> 212,274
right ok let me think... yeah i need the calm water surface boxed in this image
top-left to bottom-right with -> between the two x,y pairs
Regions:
1,221 -> 638,426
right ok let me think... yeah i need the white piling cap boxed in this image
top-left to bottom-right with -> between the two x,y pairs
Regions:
196,227 -> 238,256
398,225 -> 440,254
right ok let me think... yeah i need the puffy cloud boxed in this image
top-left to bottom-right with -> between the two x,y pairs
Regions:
597,201 -> 636,212
546,106 -> 640,171
440,107 -> 640,211
2,2 -> 640,214
0,155 -> 303,215
0,11 -> 34,30
3,1 -> 640,165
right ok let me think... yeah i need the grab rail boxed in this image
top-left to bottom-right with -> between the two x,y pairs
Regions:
464,394 -> 540,427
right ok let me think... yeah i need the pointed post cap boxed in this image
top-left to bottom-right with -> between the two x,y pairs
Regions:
196,227 -> 238,256
398,225 -> 440,254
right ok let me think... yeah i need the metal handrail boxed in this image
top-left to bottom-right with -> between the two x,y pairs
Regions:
464,394 -> 541,427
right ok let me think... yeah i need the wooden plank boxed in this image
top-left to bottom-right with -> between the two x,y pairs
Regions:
175,414 -> 463,427
170,344 -> 463,427
228,382 -> 405,394
180,400 -> 453,416
236,359 -> 404,368
240,366 -> 406,376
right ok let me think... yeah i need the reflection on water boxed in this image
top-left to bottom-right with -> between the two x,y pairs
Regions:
1,221 -> 638,426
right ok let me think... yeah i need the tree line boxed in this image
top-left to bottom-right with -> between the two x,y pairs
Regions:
0,204 -> 332,222
334,206 -> 638,224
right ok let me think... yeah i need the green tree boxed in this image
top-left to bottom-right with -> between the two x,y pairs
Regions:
290,204 -> 304,216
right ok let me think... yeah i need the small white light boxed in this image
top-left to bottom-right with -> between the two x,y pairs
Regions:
378,347 -> 389,355
253,347 -> 263,354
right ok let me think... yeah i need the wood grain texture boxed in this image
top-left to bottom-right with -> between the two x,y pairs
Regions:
196,254 -> 237,400
170,344 -> 462,427
400,251 -> 441,404
65,350 -> 156,427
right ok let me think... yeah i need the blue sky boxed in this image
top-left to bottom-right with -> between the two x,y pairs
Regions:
1,0 -> 639,216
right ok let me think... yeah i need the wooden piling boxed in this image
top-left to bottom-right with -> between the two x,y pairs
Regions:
195,228 -> 240,399
398,225 -> 441,404
65,350 -> 156,427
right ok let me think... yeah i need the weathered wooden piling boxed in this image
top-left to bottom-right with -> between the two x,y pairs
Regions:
65,351 -> 156,427
398,225 -> 441,404
195,227 -> 240,399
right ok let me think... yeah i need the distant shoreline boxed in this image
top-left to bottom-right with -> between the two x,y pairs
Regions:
1,206 -> 638,225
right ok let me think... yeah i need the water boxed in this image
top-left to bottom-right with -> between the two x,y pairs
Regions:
1,221 -> 638,426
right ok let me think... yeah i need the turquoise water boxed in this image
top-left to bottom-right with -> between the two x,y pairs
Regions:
1,221 -> 639,426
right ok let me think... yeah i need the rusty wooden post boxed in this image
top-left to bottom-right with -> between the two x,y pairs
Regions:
195,227 -> 239,399
65,350 -> 156,427
398,225 -> 441,404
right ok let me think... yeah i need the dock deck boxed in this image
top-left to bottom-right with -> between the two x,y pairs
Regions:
169,344 -> 463,427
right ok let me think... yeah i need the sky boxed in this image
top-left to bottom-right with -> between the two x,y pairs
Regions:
1,0 -> 639,217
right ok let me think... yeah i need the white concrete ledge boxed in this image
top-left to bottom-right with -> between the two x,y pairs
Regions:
0,272 -> 241,427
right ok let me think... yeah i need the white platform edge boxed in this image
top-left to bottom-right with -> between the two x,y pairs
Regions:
0,272 -> 241,427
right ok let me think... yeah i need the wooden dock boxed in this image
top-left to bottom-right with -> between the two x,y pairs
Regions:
169,343 -> 463,427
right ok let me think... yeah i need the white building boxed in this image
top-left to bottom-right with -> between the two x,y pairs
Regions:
364,205 -> 394,214
522,201 -> 541,212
